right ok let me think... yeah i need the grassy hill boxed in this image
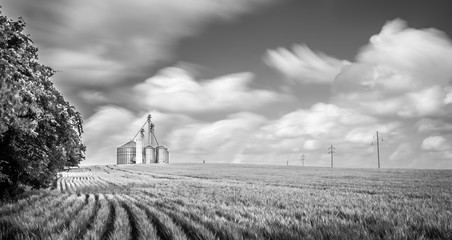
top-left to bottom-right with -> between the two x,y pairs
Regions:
1,164 -> 451,239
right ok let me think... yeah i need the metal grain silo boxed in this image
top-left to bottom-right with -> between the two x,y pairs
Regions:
145,145 -> 156,163
156,146 -> 169,164
117,141 -> 136,164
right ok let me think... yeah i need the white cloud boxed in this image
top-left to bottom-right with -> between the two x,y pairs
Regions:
360,19 -> 452,81
421,136 -> 451,152
77,18 -> 452,168
416,119 -> 452,134
167,112 -> 267,162
333,19 -> 452,119
40,49 -> 127,86
344,128 -> 376,144
264,44 -> 348,84
389,143 -> 414,162
81,100 -> 383,166
82,106 -> 136,165
341,85 -> 447,118
444,91 -> 452,104
263,103 -> 376,139
236,102 -> 390,166
398,86 -> 446,117
82,106 -> 195,165
133,67 -> 285,113
78,91 -> 108,104
303,140 -> 320,150
4,0 -> 277,88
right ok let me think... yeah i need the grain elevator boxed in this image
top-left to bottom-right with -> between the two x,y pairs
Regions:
116,114 -> 169,164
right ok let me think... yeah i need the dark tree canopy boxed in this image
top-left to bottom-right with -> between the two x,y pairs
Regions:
0,10 -> 85,199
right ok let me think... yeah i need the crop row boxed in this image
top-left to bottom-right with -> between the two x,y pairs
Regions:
53,166 -> 452,239
1,192 -> 213,240
1,165 -> 451,239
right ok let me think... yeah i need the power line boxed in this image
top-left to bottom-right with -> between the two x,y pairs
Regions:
328,144 -> 335,168
300,153 -> 305,167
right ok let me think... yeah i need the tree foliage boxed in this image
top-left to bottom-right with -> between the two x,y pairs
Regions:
0,10 -> 85,199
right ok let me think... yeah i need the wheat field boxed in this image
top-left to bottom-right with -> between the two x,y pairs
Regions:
1,164 -> 451,239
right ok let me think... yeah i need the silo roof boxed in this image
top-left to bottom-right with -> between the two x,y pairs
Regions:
118,140 -> 136,148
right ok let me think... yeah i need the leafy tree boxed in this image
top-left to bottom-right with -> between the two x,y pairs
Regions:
0,10 -> 85,199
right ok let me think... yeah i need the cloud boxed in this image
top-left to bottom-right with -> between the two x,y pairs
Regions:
256,20 -> 452,167
40,49 -> 127,87
82,105 -> 195,165
79,64 -> 283,165
76,18 -> 452,168
237,102 -> 395,167
78,91 -> 109,105
2,0 -> 279,117
445,92 -> 452,104
4,0 -> 276,84
82,105 -> 268,165
132,67 -> 286,113
325,19 -> 452,167
421,136 -> 451,152
335,85 -> 447,118
82,106 -> 136,165
167,112 -> 267,163
262,103 -> 377,139
333,19 -> 452,119
359,19 -> 452,80
416,119 -> 452,134
303,140 -> 320,150
264,44 -> 348,84
15,7 -> 448,169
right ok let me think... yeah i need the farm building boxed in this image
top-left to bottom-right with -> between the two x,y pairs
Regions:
117,114 -> 169,164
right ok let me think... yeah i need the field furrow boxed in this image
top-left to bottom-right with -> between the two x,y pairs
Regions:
81,194 -> 111,240
137,202 -> 189,240
160,207 -> 217,240
0,191 -> 51,217
0,194 -> 80,238
100,196 -> 117,240
159,201 -> 242,240
126,193 -> 213,240
64,180 -> 70,193
1,164 -> 451,239
20,193 -> 72,220
74,194 -> 101,240
58,178 -> 65,193
115,195 -> 160,240
46,194 -> 90,236
50,194 -> 99,240
119,201 -> 139,240
103,196 -> 131,240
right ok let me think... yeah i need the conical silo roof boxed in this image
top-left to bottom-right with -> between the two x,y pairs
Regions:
118,140 -> 136,148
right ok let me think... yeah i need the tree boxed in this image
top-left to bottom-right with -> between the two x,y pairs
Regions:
0,10 -> 85,199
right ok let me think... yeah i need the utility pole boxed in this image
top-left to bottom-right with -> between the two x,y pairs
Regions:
300,153 -> 305,167
328,144 -> 335,168
372,131 -> 383,169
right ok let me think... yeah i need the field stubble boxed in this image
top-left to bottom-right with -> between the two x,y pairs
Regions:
1,164 -> 451,239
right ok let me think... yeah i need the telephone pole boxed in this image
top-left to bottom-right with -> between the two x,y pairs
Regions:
373,131 -> 383,169
300,153 -> 305,167
328,145 -> 335,168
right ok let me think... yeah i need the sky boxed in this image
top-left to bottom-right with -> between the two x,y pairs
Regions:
2,0 -> 452,169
